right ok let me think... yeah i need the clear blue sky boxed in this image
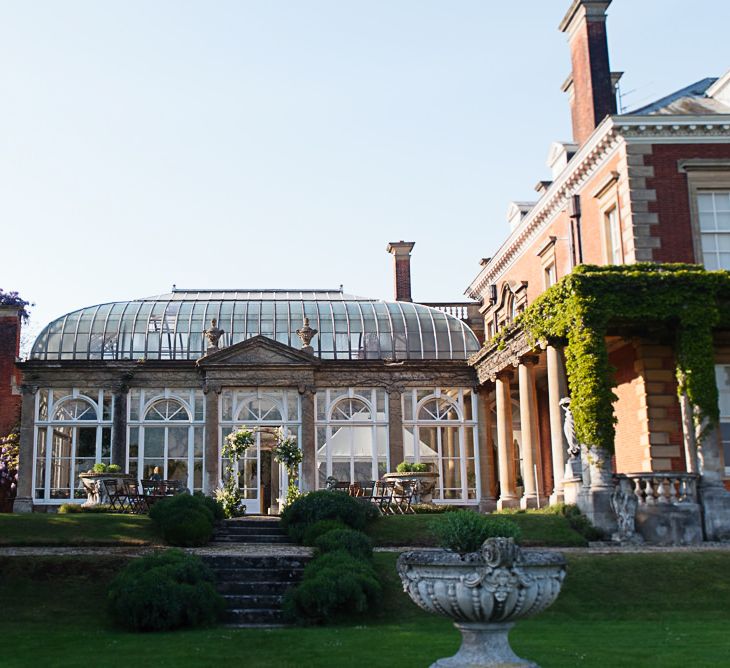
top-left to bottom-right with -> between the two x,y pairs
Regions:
2,0 -> 728,348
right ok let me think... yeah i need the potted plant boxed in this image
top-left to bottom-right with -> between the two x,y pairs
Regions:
384,461 -> 439,503
397,511 -> 566,667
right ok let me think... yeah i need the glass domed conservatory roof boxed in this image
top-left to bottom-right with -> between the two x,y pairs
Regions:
30,289 -> 480,362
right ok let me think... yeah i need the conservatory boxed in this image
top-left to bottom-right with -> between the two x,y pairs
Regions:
16,288 -> 490,514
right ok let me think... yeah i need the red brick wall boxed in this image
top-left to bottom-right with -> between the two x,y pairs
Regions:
0,309 -> 22,436
646,143 -> 730,264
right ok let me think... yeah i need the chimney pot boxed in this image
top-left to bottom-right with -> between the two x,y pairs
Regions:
386,241 -> 416,302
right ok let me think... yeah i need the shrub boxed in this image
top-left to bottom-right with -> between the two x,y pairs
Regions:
395,461 -> 430,473
302,519 -> 348,546
108,550 -> 224,631
149,493 -> 214,546
411,504 -> 462,514
194,492 -> 226,522
545,503 -> 604,541
284,550 -> 381,623
58,503 -> 113,514
431,510 -> 521,554
280,491 -> 374,543
314,528 -> 373,560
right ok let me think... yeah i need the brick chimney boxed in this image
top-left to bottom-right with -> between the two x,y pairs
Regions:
0,307 -> 22,435
386,241 -> 415,302
559,0 -> 617,145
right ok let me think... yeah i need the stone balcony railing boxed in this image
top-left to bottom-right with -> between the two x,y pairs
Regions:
620,472 -> 699,506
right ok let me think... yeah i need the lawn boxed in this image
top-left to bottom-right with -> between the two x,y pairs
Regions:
367,511 -> 589,547
1,551 -> 729,667
0,513 -> 161,546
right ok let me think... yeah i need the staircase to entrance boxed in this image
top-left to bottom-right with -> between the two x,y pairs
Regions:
202,516 -> 310,627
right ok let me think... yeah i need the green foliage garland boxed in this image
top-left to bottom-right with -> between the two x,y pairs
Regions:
487,264 -> 730,454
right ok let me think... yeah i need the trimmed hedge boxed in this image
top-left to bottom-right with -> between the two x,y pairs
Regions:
283,549 -> 381,623
314,528 -> 373,560
302,519 -> 348,546
280,491 -> 377,543
108,550 -> 224,631
149,493 -> 218,547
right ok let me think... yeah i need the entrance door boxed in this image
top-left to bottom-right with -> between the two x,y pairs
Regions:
237,428 -> 280,515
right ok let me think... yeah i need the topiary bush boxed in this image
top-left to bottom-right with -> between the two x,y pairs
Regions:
314,528 -> 373,560
149,493 -> 215,547
280,491 -> 375,543
431,510 -> 521,554
108,549 -> 224,631
193,492 -> 226,522
302,519 -> 348,546
283,549 -> 381,624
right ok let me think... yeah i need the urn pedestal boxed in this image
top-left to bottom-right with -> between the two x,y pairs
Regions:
397,538 -> 566,668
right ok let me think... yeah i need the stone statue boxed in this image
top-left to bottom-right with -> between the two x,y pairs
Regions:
204,318 -> 224,352
610,476 -> 643,543
559,397 -> 581,459
296,317 -> 318,354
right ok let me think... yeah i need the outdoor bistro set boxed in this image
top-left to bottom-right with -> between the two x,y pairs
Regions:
78,474 -> 184,514
325,477 -> 423,515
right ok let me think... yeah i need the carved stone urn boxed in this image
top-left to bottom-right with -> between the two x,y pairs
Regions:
397,538 -> 566,668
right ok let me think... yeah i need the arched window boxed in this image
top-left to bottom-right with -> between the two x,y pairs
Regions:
235,396 -> 283,423
144,399 -> 190,421
315,389 -> 388,487
403,388 -> 479,504
34,390 -> 112,503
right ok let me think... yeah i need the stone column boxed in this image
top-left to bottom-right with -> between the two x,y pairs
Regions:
111,384 -> 128,469
678,391 -> 698,474
495,370 -> 518,509
13,385 -> 37,513
546,345 -> 566,504
518,356 -> 540,508
388,388 -> 404,470
203,382 -> 222,495
299,387 -> 316,492
476,387 -> 496,511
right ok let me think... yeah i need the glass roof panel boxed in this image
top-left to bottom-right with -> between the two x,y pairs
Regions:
29,291 -> 480,361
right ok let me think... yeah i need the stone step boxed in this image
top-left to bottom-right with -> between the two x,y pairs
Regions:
211,534 -> 292,544
223,607 -> 286,626
214,526 -> 287,536
222,594 -> 284,609
204,553 -> 308,567
218,580 -> 291,595
210,567 -> 305,583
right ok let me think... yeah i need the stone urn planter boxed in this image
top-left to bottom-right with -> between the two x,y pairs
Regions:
383,471 -> 439,503
79,473 -> 135,507
397,537 -> 566,667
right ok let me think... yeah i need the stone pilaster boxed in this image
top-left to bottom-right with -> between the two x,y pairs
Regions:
111,384 -> 128,469
299,386 -> 316,492
388,387 -> 404,470
203,382 -> 222,495
546,345 -> 566,504
13,384 -> 37,513
495,370 -> 518,509
476,387 -> 496,511
518,356 -> 541,508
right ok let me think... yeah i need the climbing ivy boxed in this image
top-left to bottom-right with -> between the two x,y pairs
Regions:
487,264 -> 730,454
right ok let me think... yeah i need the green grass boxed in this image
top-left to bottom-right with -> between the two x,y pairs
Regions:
0,513 -> 161,546
366,511 -> 588,547
2,551 -> 729,667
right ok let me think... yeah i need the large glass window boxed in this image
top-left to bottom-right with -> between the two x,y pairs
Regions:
403,388 -> 480,504
714,365 -> 730,477
699,191 -> 730,270
604,206 -> 622,264
33,389 -> 112,503
315,388 -> 388,487
127,388 -> 205,491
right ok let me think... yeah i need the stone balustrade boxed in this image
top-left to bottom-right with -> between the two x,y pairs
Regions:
622,472 -> 699,506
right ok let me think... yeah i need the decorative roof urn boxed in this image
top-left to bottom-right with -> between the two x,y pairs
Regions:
296,317 -> 318,354
204,318 -> 224,353
397,537 -> 566,667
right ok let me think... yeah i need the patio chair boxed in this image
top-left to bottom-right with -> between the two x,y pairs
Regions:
124,480 -> 149,514
392,479 -> 417,514
104,479 -> 129,512
370,480 -> 395,516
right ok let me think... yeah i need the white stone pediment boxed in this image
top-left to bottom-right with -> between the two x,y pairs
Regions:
196,335 -> 318,367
